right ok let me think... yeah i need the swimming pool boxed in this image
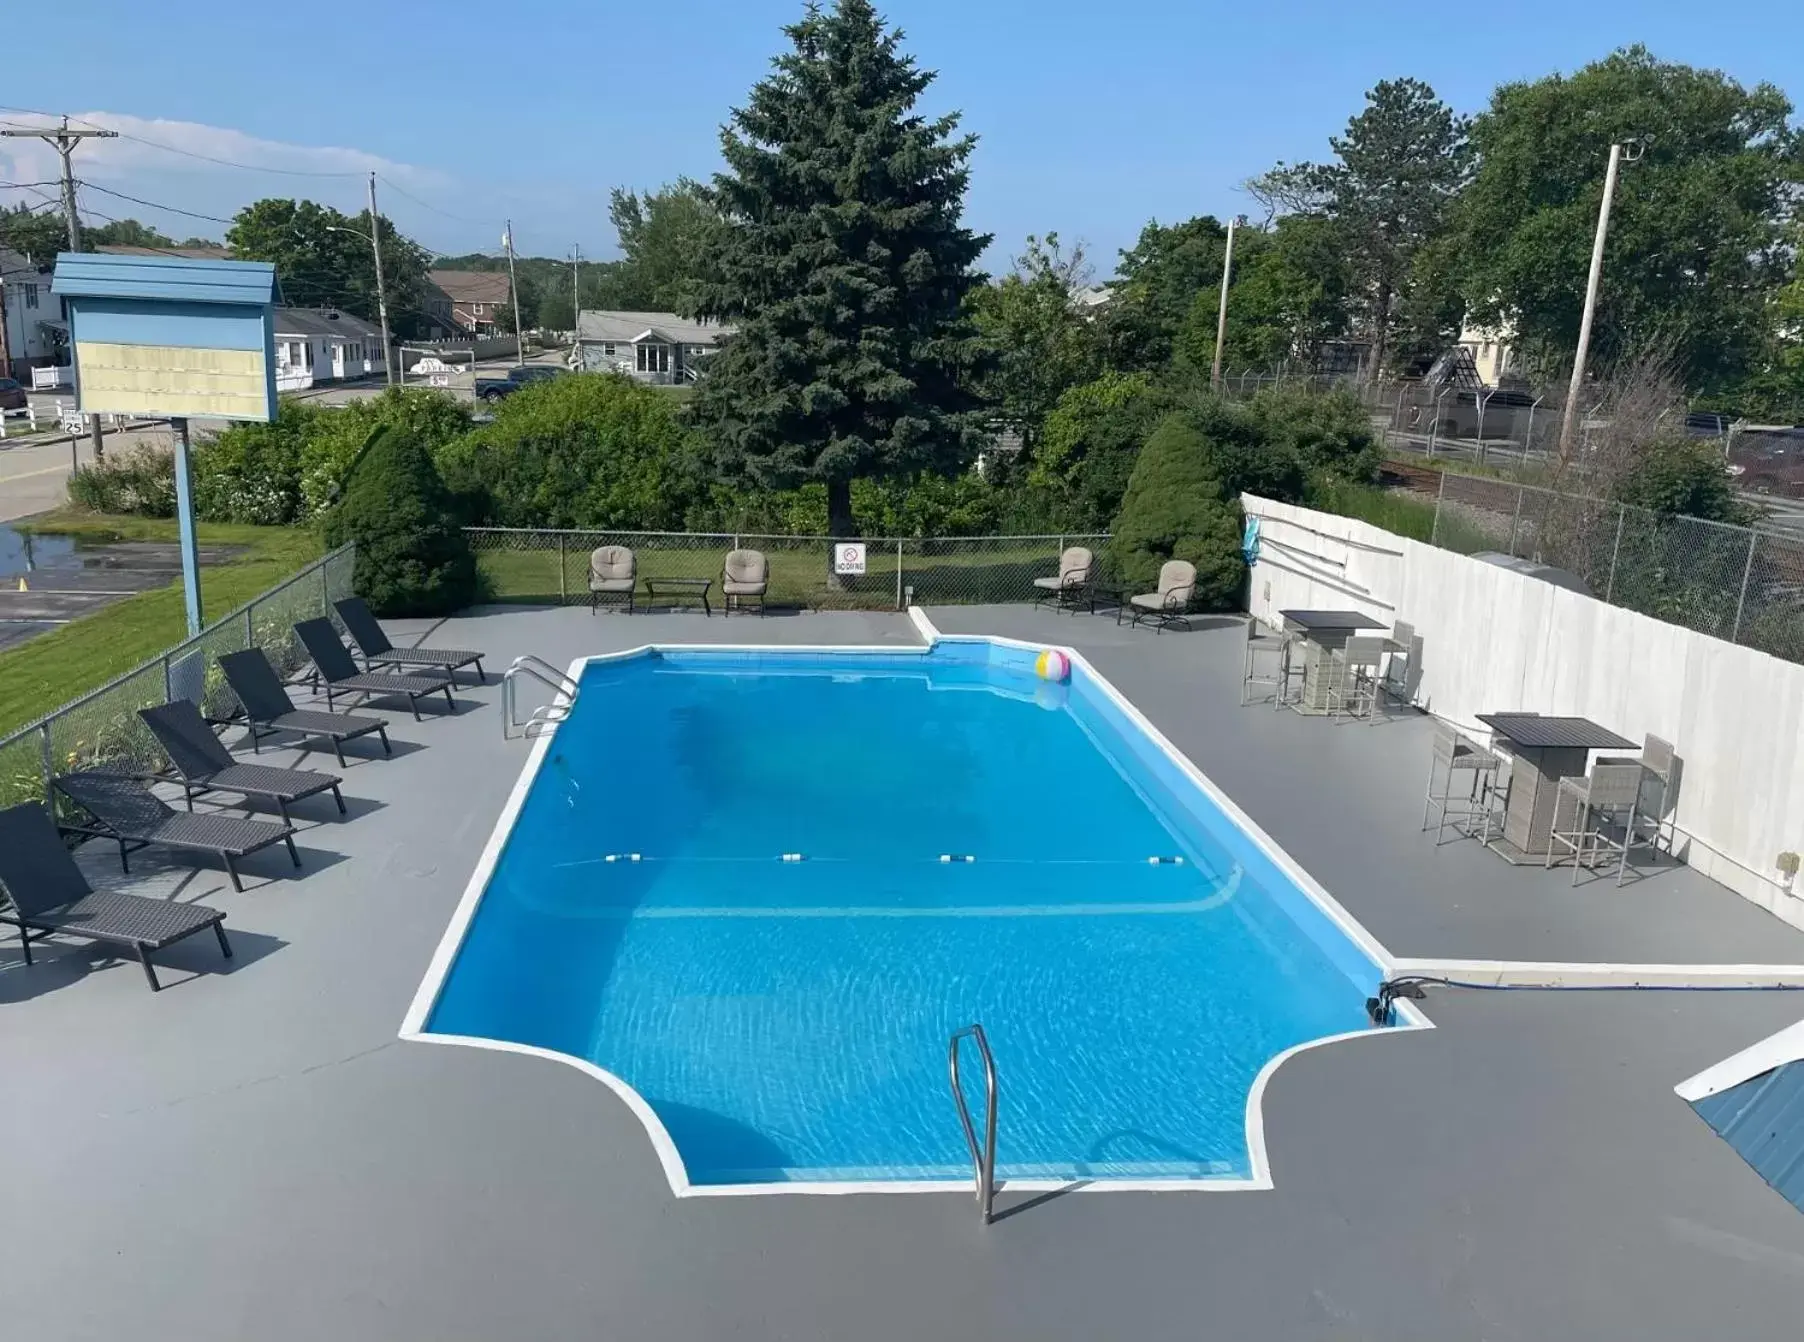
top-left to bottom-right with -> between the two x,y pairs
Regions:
405,635 -> 1416,1193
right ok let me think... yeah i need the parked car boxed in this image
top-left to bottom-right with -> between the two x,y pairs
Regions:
474,365 -> 567,403
0,377 -> 27,411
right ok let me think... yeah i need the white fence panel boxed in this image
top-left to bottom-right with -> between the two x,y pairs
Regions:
1244,492 -> 1804,931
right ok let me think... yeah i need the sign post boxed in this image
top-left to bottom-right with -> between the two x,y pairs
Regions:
170,418 -> 203,633
52,254 -> 279,636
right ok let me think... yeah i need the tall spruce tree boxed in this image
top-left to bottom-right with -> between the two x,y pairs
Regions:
1256,79 -> 1469,375
1326,80 -> 1470,375
692,0 -> 991,536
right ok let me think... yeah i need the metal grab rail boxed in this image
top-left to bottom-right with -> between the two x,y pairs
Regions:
948,1024 -> 998,1226
502,655 -> 580,739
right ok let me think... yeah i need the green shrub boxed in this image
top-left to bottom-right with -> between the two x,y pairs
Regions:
1107,413 -> 1245,609
1030,372 -> 1169,528
193,400 -> 328,524
1614,437 -> 1750,524
1246,384 -> 1380,483
67,392 -> 474,527
321,425 -> 478,616
1171,393 -> 1309,502
65,446 -> 179,516
300,388 -> 473,518
435,372 -> 699,528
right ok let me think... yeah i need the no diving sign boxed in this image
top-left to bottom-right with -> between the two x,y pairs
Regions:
834,543 -> 867,576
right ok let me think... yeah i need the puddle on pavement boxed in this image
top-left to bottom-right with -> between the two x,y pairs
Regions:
0,524 -> 78,578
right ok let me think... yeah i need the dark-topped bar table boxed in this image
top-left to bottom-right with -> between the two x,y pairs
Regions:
1475,712 -> 1636,862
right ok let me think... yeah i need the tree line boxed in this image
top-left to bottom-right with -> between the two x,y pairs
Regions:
62,1 -> 1764,623
47,5 -> 1794,582
974,47 -> 1802,433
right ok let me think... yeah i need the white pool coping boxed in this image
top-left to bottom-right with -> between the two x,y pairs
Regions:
401,613 -> 1803,1201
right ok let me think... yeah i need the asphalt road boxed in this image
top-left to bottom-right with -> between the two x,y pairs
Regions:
0,429 -> 119,524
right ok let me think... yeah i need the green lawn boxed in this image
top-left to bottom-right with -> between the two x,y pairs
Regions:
473,537 -> 1082,610
0,510 -> 322,737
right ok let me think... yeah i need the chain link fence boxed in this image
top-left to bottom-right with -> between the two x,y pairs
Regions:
1219,372 -> 1701,478
466,529 -> 1110,612
1423,472 -> 1803,663
0,545 -> 357,811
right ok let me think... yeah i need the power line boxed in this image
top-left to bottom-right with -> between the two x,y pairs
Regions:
78,182 -> 233,224
1,105 -> 370,179
376,173 -> 493,227
69,198 -> 224,260
0,105 -> 106,128
4,108 -> 510,255
0,180 -> 65,191
99,127 -> 366,178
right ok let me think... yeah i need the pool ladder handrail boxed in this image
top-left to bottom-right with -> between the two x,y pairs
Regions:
948,1023 -> 998,1226
502,655 -> 580,739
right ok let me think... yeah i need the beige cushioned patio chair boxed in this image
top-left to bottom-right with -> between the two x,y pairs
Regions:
1127,560 -> 1196,633
588,545 -> 638,614
722,548 -> 770,616
1032,546 -> 1094,611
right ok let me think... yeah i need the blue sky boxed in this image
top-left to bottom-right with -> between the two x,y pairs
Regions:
1,1 -> 1795,275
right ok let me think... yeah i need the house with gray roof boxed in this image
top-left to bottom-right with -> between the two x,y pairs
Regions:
273,306 -> 384,390
575,309 -> 735,384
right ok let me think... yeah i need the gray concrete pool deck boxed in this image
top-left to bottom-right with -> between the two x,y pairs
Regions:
3,602 -> 1803,1341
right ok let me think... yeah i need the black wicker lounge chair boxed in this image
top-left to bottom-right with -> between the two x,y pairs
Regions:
333,597 -> 485,684
217,648 -> 391,766
294,618 -> 455,721
139,700 -> 345,823
53,770 -> 300,893
0,803 -> 232,991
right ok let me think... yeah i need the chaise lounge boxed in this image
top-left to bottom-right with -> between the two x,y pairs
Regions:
217,647 -> 392,766
139,699 -> 346,824
294,618 -> 455,720
333,596 -> 485,685
0,802 -> 233,992
52,770 -> 300,893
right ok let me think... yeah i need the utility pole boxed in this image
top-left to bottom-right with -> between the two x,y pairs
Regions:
2,116 -> 117,460
1210,215 -> 1245,392
571,242 -> 581,352
1558,141 -> 1642,459
366,173 -> 395,385
504,220 -> 525,366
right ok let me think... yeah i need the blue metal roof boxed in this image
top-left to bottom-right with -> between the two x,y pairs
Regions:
51,252 -> 276,306
1692,1060 -> 1804,1214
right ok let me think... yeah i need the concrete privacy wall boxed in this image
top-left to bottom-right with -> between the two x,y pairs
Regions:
1242,492 -> 1804,931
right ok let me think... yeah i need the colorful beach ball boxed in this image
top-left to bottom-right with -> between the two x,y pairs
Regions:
1035,648 -> 1071,683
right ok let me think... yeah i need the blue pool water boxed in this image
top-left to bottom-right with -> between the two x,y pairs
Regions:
426,643 -> 1389,1185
